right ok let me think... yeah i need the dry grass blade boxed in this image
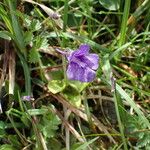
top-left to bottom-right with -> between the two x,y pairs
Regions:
8,49 -> 15,94
38,46 -> 60,57
48,92 -> 116,144
50,106 -> 85,143
0,40 -> 10,113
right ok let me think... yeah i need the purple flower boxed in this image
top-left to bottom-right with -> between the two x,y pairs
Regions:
22,95 -> 31,101
56,44 -> 99,82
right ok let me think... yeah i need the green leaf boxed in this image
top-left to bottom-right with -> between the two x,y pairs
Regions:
137,133 -> 150,148
63,85 -> 82,107
0,121 -> 5,129
29,48 -> 41,63
24,16 -> 41,31
39,106 -> 61,138
24,31 -> 33,46
35,36 -> 49,49
30,19 -> 41,32
64,93 -> 81,107
48,80 -> 85,106
126,114 -> 150,149
48,80 -> 66,94
99,0 -> 120,10
0,121 -> 6,138
27,108 -> 47,116
68,81 -> 89,93
8,135 -> 22,150
0,144 -> 15,150
0,31 -> 11,40
21,113 -> 30,127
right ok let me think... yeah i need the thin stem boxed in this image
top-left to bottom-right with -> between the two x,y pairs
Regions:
63,0 -> 69,38
62,0 -> 69,82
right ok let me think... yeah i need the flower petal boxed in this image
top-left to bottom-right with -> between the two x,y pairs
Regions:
66,51 -> 74,61
78,54 -> 99,70
67,62 -> 84,81
22,96 -> 31,101
67,44 -> 90,62
66,44 -> 90,62
84,67 -> 96,82
74,44 -> 90,56
66,62 -> 96,82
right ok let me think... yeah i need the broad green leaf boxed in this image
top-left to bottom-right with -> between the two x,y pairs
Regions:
99,0 -> 120,11
64,93 -> 81,107
63,85 -> 82,107
29,48 -> 41,63
68,81 -> 89,93
48,80 -> 66,94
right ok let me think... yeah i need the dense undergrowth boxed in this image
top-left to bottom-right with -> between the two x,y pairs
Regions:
0,0 -> 150,149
